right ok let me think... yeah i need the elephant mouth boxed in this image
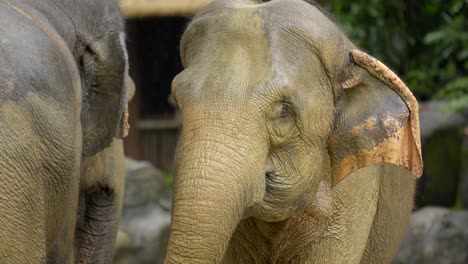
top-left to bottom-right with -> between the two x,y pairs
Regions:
265,170 -> 285,197
248,170 -> 297,222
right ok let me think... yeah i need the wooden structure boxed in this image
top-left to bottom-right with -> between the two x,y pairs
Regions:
120,0 -> 212,17
120,1 -> 212,170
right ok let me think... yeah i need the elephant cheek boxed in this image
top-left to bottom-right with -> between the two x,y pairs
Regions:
249,147 -> 330,222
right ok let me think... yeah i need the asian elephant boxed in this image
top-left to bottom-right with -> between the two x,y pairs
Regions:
166,0 -> 423,263
0,0 -> 132,263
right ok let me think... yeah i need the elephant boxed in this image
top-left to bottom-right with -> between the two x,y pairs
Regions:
165,0 -> 423,263
0,0 -> 133,262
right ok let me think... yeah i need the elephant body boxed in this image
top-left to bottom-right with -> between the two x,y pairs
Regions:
0,0 -> 131,262
166,0 -> 422,263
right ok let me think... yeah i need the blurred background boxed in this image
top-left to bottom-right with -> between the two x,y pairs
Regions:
114,0 -> 468,263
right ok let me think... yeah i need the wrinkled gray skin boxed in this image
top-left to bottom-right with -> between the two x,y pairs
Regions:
166,0 -> 417,263
0,0 -> 132,262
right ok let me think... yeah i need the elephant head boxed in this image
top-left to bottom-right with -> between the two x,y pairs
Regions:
24,0 -> 135,155
69,0 -> 134,155
166,0 -> 422,262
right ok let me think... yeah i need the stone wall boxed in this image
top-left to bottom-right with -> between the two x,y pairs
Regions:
394,207 -> 468,263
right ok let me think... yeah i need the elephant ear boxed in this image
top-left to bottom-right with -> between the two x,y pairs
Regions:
329,49 -> 422,186
81,32 -> 132,156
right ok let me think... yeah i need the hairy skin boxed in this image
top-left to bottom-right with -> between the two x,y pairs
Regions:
166,0 -> 422,263
0,0 -> 132,262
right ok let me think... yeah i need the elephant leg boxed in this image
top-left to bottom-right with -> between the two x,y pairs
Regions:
0,107 -> 80,263
360,165 -> 416,264
0,169 -> 79,264
75,139 -> 125,263
46,214 -> 79,264
0,172 -> 47,263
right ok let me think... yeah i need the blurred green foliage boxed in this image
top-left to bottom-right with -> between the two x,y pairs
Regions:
161,170 -> 174,189
316,0 -> 468,103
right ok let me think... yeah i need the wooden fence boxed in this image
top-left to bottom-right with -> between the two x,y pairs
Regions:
137,118 -> 181,171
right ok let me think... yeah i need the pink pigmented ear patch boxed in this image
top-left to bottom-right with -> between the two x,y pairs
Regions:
349,49 -> 422,178
119,104 -> 130,138
330,49 -> 423,186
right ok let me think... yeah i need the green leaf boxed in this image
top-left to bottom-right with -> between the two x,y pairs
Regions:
424,30 -> 447,44
457,49 -> 468,60
450,0 -> 464,14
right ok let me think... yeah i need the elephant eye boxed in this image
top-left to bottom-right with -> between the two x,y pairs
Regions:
280,103 -> 292,118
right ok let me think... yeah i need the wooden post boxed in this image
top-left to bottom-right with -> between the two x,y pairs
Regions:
123,21 -> 143,160
120,0 -> 212,18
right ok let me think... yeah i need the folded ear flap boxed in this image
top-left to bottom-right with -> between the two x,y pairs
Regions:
329,50 -> 422,186
81,33 -> 131,156
115,74 -> 135,139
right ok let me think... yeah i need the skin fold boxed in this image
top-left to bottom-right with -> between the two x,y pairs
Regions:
0,0 -> 133,262
165,0 -> 421,263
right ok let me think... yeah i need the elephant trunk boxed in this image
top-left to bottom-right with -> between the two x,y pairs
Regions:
165,115 -> 266,263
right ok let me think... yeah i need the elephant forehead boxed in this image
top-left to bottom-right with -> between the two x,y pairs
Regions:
182,7 -> 269,63
184,1 -> 336,56
177,16 -> 277,106
178,0 -> 350,103
187,0 -> 352,89
179,15 -> 327,106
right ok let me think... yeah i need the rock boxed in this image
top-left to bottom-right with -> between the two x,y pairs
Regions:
394,207 -> 468,264
123,159 -> 172,210
114,159 -> 172,264
419,100 -> 467,142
